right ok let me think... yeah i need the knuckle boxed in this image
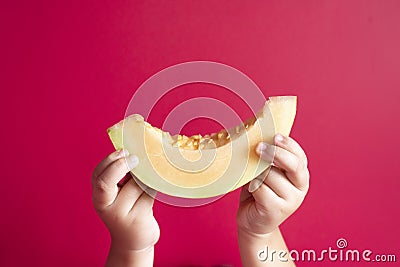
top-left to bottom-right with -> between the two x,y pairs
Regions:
262,169 -> 272,181
295,155 -> 309,174
284,136 -> 296,149
272,148 -> 283,165
293,191 -> 307,209
303,171 -> 310,191
256,199 -> 284,218
292,155 -> 302,173
92,195 -> 107,214
255,204 -> 270,217
108,150 -> 120,161
94,177 -> 111,193
298,170 -> 310,192
296,190 -> 306,202
112,157 -> 128,173
274,147 -> 283,159
91,171 -> 98,184
92,166 -> 102,183
92,196 -> 104,212
270,204 -> 287,220
303,155 -> 308,167
112,210 -> 126,223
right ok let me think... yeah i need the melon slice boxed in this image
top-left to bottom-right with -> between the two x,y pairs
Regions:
107,96 -> 297,198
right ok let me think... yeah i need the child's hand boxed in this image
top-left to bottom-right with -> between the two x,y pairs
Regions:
237,134 -> 310,236
92,150 -> 159,266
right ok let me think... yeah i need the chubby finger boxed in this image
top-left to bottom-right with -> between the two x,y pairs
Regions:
92,149 -> 127,179
113,177 -> 145,214
250,182 -> 285,211
240,184 -> 253,202
92,153 -> 139,210
256,142 -> 308,191
133,175 -> 158,199
248,167 -> 294,200
274,134 -> 308,166
248,167 -> 273,193
262,166 -> 298,200
130,192 -> 156,217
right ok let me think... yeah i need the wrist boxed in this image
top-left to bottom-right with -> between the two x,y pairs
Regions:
109,230 -> 159,252
238,226 -> 277,245
106,243 -> 154,267
237,227 -> 294,267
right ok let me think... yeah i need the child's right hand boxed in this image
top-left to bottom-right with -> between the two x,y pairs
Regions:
236,135 -> 309,236
92,149 -> 160,265
236,135 -> 309,266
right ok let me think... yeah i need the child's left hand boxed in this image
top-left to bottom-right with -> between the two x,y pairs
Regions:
92,150 -> 160,253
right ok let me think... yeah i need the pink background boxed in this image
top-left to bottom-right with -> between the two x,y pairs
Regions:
2,1 -> 400,266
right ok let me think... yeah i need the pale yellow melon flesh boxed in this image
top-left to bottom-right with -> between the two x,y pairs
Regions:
107,96 -> 297,198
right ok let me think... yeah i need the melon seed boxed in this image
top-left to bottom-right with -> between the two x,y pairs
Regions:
235,126 -> 240,134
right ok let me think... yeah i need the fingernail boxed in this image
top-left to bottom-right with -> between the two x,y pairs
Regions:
275,134 -> 284,144
256,142 -> 267,154
257,143 -> 274,162
126,154 -> 139,169
248,178 -> 262,193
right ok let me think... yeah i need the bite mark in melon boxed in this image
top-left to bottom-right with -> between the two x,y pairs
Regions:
107,96 -> 297,198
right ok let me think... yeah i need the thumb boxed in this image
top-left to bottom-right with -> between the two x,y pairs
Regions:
239,184 -> 252,202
